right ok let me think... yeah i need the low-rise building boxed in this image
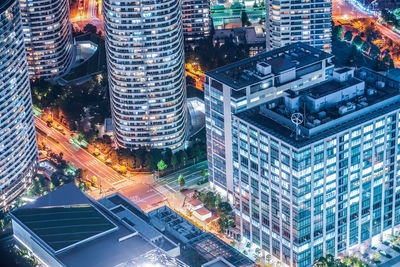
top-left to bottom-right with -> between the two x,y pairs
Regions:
148,205 -> 254,266
213,26 -> 266,57
193,206 -> 213,221
10,184 -> 184,267
187,198 -> 204,211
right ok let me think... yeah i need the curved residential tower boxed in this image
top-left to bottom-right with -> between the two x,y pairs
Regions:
0,0 -> 39,209
104,0 -> 187,149
19,0 -> 73,79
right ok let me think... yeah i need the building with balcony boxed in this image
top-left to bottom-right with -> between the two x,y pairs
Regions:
182,0 -> 211,45
0,0 -> 38,210
266,0 -> 332,53
19,0 -> 73,79
103,0 -> 187,149
205,43 -> 400,266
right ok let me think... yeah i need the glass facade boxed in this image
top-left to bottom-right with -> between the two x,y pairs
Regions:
104,0 -> 187,149
0,0 -> 39,209
267,0 -> 332,52
182,0 -> 210,44
20,0 -> 73,79
232,111 -> 400,267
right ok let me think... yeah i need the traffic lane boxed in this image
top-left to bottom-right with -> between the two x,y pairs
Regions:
36,124 -> 125,187
160,161 -> 208,185
118,183 -> 167,212
36,119 -> 126,184
37,131 -> 116,189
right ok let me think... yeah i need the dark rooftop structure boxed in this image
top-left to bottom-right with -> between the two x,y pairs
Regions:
306,78 -> 361,99
10,184 -> 185,267
12,205 -> 117,252
148,206 -> 254,267
235,67 -> 400,148
205,42 -> 333,89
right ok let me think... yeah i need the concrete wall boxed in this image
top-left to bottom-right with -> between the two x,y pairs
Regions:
12,219 -> 64,267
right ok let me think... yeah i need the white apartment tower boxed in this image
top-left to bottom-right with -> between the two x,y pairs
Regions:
19,0 -> 74,79
103,0 -> 187,149
266,0 -> 332,52
0,0 -> 39,210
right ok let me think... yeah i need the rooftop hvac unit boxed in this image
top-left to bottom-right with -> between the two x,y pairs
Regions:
367,88 -> 377,96
359,71 -> 367,79
376,81 -> 385,88
256,62 -> 271,76
338,102 -> 356,115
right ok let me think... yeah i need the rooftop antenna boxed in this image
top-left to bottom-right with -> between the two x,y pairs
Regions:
291,112 -> 303,141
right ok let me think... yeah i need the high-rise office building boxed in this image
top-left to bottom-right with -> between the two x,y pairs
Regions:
205,43 -> 400,266
266,0 -> 332,52
19,0 -> 74,79
103,0 -> 187,149
182,0 -> 211,45
205,43 -> 333,201
0,0 -> 39,210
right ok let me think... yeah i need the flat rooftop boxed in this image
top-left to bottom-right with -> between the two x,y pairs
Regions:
235,68 -> 400,148
12,205 -> 116,253
206,42 -> 332,89
306,77 -> 361,99
10,184 -> 184,267
149,206 -> 254,267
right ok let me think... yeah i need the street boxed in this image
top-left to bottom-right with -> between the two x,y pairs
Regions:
35,116 -> 208,212
333,0 -> 400,44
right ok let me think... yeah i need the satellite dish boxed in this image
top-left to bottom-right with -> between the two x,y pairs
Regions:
291,113 -> 303,140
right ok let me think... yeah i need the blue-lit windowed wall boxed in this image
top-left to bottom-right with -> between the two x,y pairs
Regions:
232,110 -> 400,267
267,0 -> 332,53
205,77 -> 228,190
0,0 -> 39,209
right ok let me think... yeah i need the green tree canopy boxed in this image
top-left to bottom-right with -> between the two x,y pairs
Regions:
157,160 -> 168,171
178,174 -> 185,188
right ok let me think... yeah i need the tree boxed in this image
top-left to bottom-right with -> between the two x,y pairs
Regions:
170,154 -> 178,169
83,23 -> 97,34
215,194 -> 222,207
352,35 -> 363,48
241,11 -> 250,27
178,174 -> 185,188
50,173 -> 61,187
372,251 -> 381,262
181,150 -> 188,165
157,160 -> 168,171
78,181 -> 88,191
344,31 -> 353,42
332,25 -> 343,39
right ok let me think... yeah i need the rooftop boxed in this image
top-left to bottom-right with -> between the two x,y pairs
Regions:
205,42 -> 332,89
148,206 -> 254,267
202,257 -> 235,267
12,205 -> 116,253
306,78 -> 361,99
187,199 -> 203,207
195,207 -> 212,216
235,67 -> 400,148
10,184 -> 184,267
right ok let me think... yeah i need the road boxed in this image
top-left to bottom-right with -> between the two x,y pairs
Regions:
159,161 -> 208,192
333,0 -> 400,44
35,117 -> 166,211
35,116 -> 208,212
36,117 -> 129,190
332,0 -> 372,20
